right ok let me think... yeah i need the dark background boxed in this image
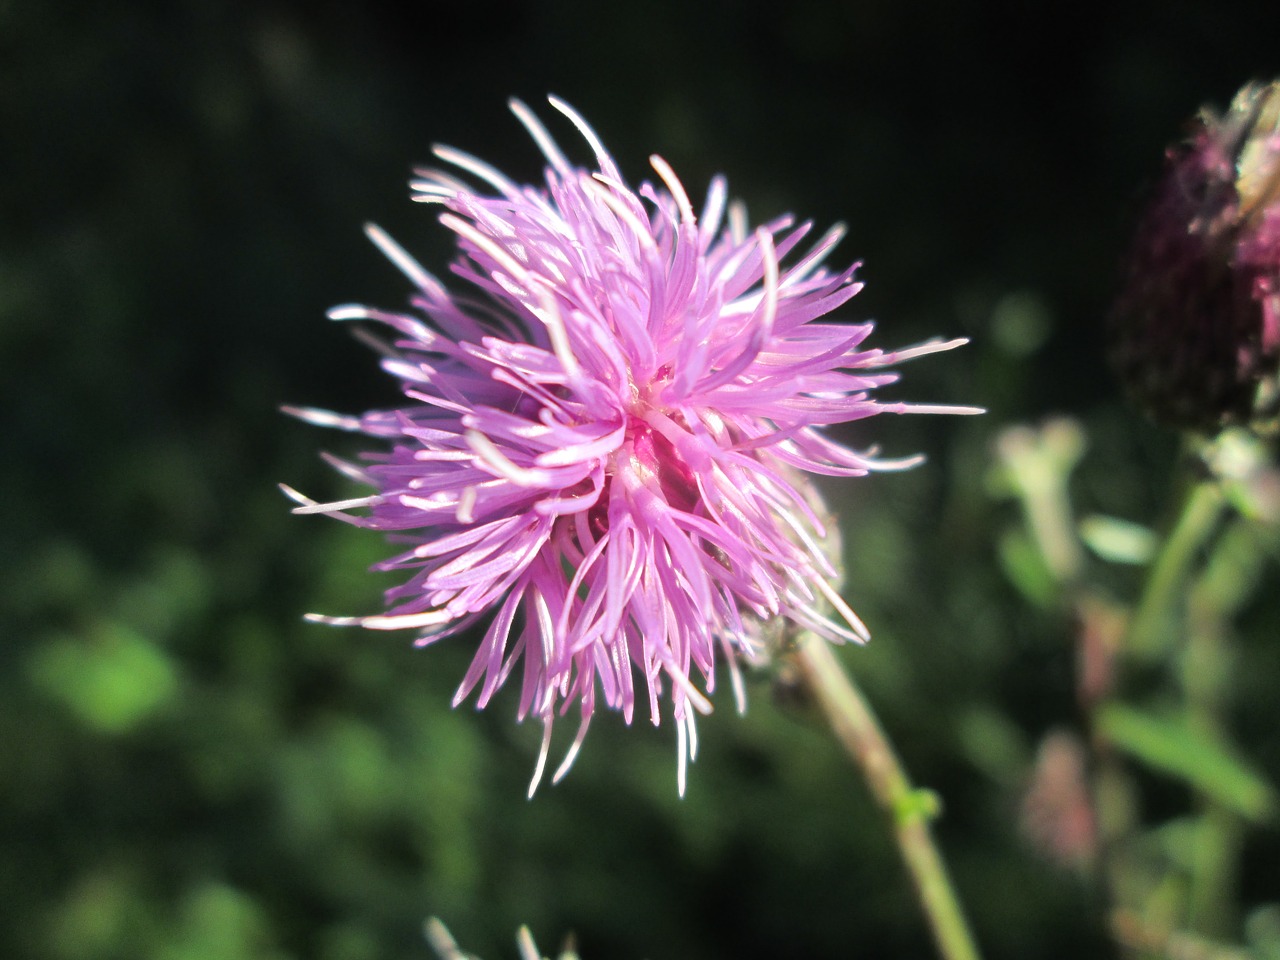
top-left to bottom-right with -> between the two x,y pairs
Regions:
5,2 -> 1280,958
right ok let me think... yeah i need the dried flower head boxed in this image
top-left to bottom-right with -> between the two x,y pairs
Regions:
1110,80 -> 1280,432
284,98 -> 977,793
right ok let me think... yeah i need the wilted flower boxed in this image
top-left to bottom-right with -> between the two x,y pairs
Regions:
1110,80 -> 1280,432
284,97 -> 976,793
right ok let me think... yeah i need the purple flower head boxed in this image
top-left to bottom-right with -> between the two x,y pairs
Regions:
284,97 -> 978,794
1110,80 -> 1280,432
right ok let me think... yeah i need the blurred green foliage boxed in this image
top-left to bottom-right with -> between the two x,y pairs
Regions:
1097,703 -> 1275,824
5,2 -> 1280,959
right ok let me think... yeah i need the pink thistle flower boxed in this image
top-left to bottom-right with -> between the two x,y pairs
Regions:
284,97 -> 978,794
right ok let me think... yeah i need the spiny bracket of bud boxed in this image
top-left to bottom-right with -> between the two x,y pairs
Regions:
1110,80 -> 1280,434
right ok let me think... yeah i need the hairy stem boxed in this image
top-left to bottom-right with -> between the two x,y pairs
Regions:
795,636 -> 982,960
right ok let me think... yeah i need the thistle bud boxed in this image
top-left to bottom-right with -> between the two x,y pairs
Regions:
1110,80 -> 1280,432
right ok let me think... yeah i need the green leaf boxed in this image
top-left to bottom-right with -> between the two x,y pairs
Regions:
28,623 -> 178,734
1097,703 -> 1276,823
997,527 -> 1057,607
1079,514 -> 1156,565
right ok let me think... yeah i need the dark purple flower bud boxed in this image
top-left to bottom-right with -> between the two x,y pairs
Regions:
1110,81 -> 1280,432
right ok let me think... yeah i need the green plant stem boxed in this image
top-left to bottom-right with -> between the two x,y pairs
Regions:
1125,481 -> 1226,660
795,636 -> 982,960
1101,477 -> 1224,942
1183,520 -> 1263,936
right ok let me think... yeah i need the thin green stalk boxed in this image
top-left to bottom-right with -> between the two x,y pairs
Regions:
1183,521 -> 1262,936
1125,481 -> 1226,660
795,636 -> 982,960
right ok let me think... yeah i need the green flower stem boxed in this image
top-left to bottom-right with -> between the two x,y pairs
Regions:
795,636 -> 982,960
1183,521 -> 1261,936
1126,480 -> 1226,660
1091,752 -> 1138,908
1188,806 -> 1242,937
1105,477 -> 1224,939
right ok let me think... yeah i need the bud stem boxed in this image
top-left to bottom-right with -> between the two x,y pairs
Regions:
1126,480 -> 1227,660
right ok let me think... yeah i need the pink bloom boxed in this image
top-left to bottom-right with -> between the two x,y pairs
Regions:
284,97 -> 977,793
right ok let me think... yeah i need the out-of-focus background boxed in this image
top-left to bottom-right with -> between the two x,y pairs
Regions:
5,2 -> 1280,958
